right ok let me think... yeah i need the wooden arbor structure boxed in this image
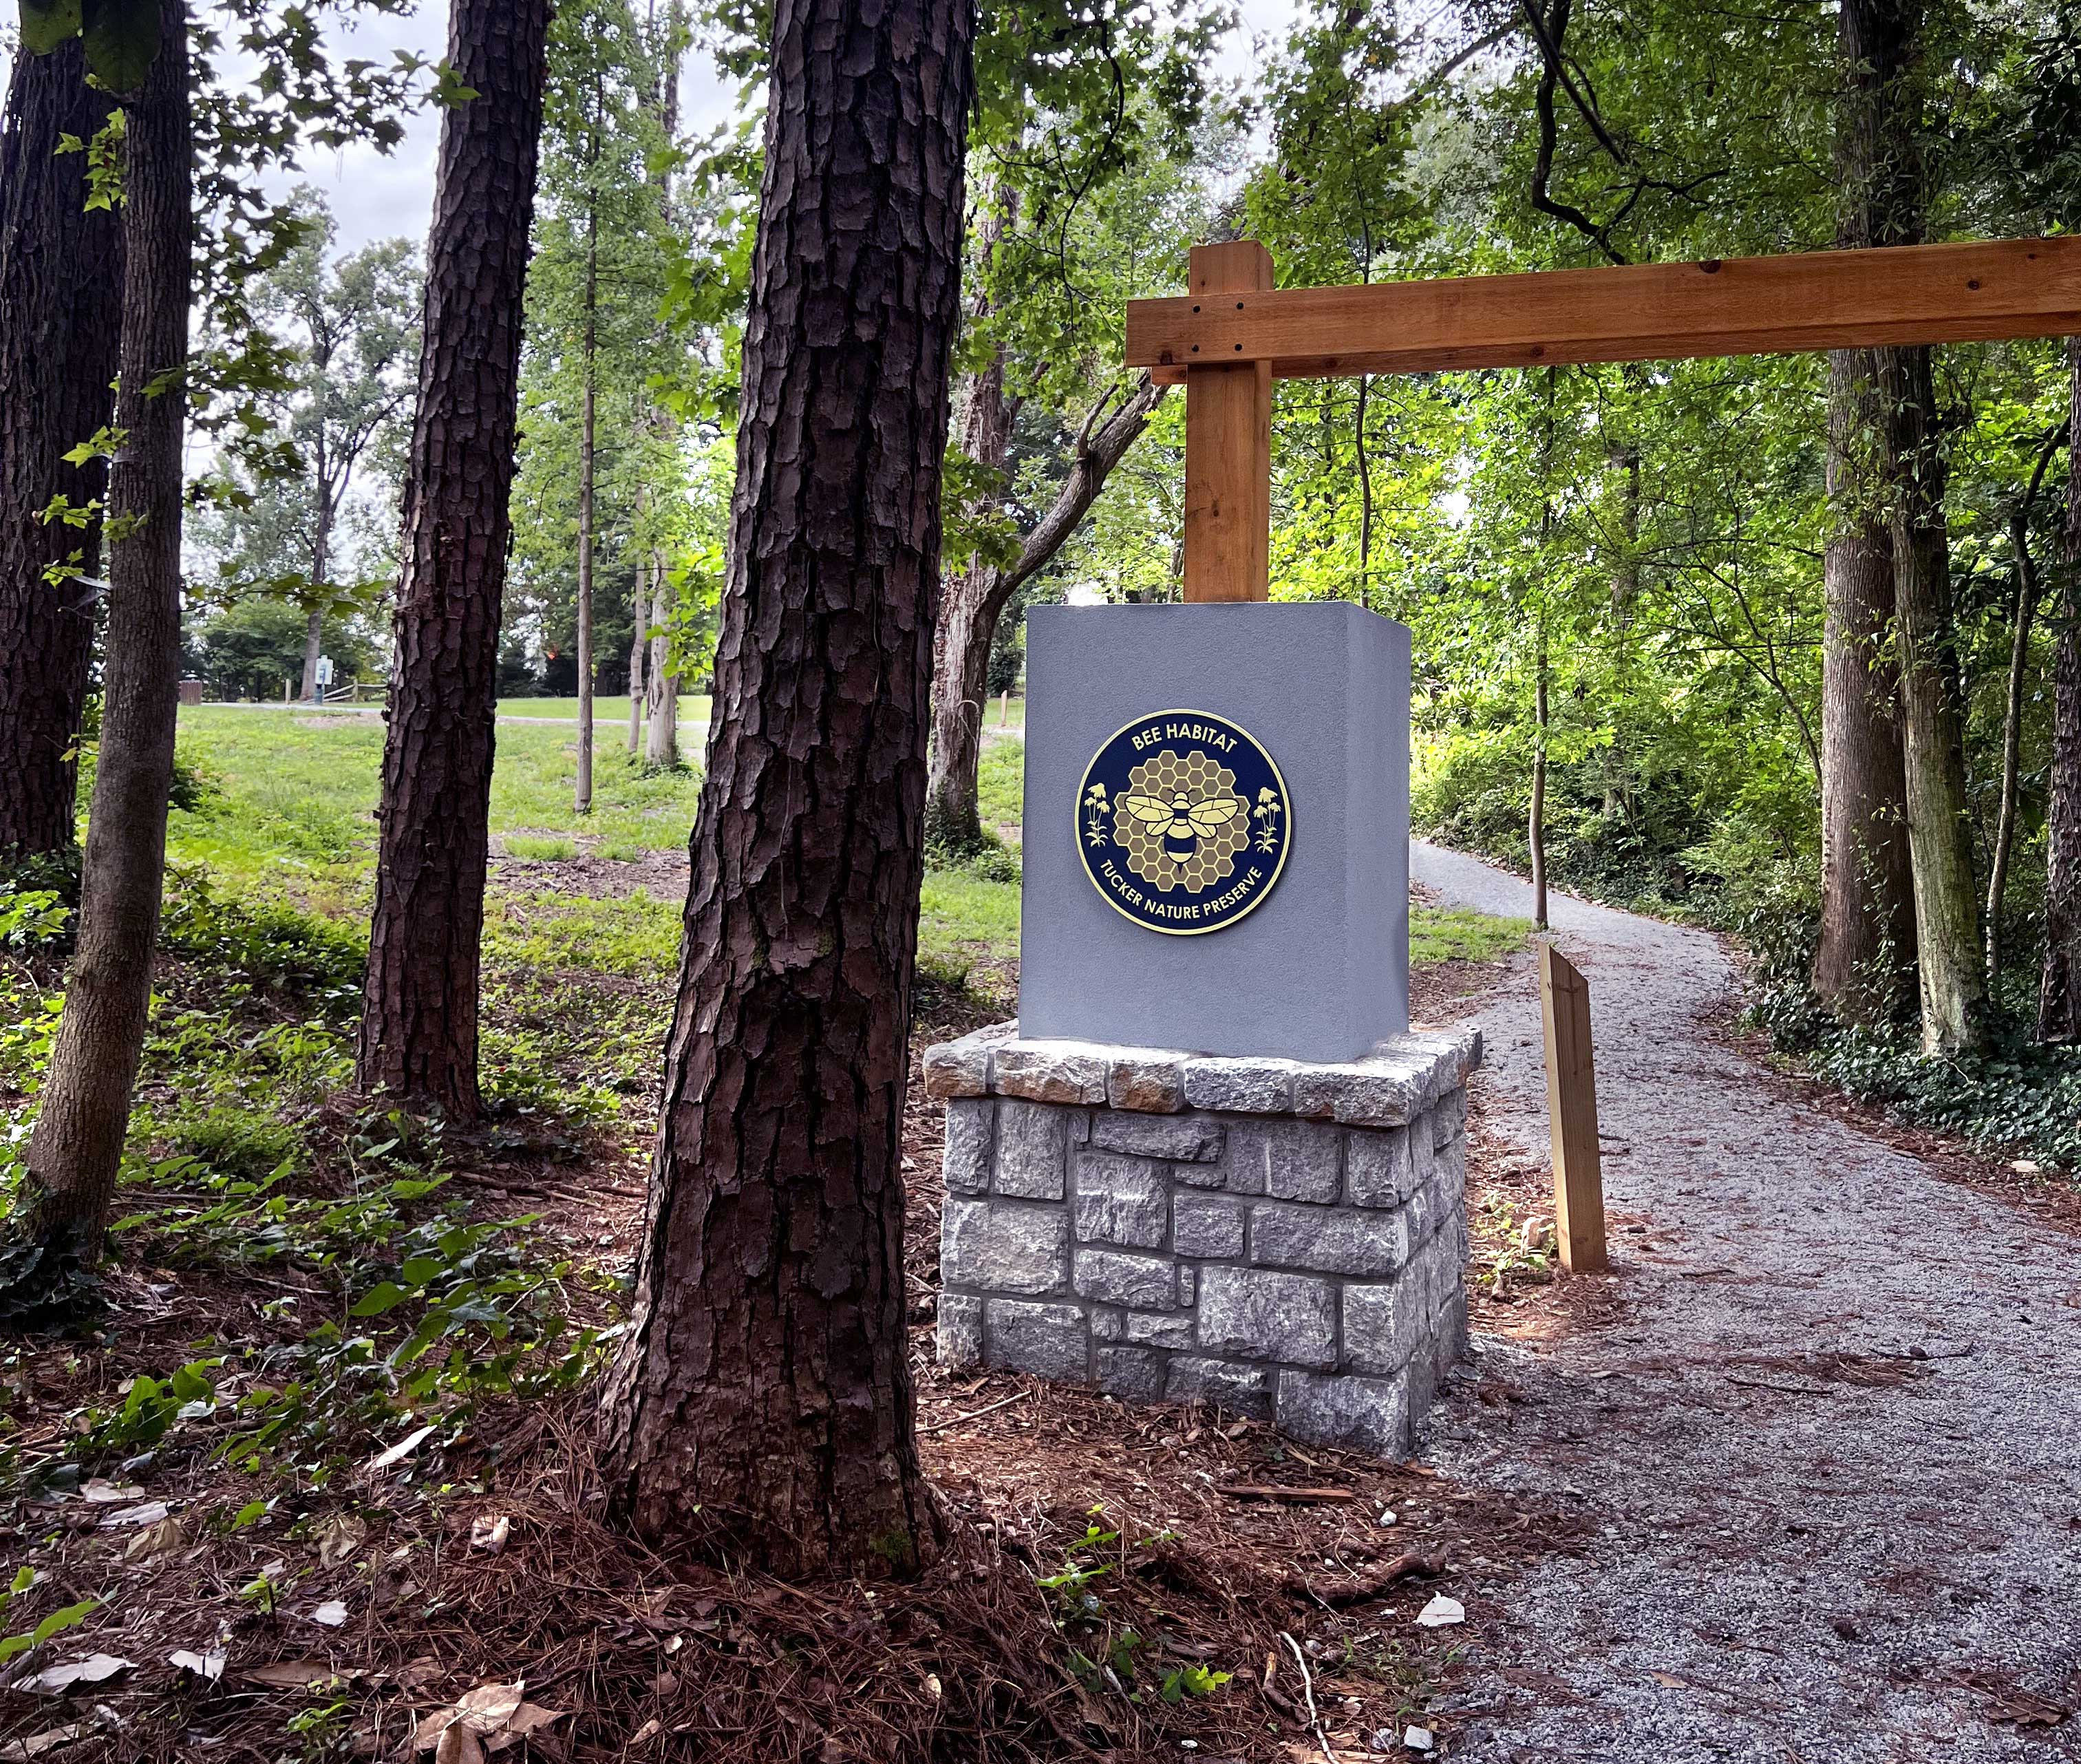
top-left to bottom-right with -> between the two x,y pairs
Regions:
1124,235 -> 2081,604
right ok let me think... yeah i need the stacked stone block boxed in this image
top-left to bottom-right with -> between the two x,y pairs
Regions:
924,1023 -> 1481,1457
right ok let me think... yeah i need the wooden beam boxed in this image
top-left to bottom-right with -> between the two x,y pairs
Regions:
1182,241 -> 1273,602
1131,236 -> 2081,383
1538,942 -> 1608,1275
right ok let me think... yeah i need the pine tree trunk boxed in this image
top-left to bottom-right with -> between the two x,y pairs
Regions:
1814,354 -> 1916,1019
13,10 -> 192,1271
2039,341 -> 2081,1039
923,372 -> 1166,850
0,42 -> 126,858
599,0 -> 975,1575
359,0 -> 553,1117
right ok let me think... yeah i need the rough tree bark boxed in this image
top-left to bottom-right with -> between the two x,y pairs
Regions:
0,43 -> 127,858
1816,0 -> 1969,1043
599,0 -> 975,1575
359,0 -> 553,1116
924,372 -> 1166,851
1883,333 -> 1982,1053
1813,354 -> 1916,1019
10,8 -> 191,1281
2040,341 -> 2081,1039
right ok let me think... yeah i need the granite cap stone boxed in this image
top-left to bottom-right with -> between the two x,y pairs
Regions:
925,1022 -> 1482,1124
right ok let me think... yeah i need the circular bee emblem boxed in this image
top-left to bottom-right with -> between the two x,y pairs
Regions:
1076,709 -> 1292,935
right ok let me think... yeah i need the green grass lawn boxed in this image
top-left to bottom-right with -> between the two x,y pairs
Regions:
164,716 -> 1524,999
493,694 -> 715,725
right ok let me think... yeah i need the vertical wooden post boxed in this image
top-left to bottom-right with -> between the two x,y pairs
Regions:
1539,942 -> 1608,1273
1182,240 -> 1274,604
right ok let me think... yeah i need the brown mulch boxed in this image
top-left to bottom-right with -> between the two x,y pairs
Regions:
3,946 -> 1588,1763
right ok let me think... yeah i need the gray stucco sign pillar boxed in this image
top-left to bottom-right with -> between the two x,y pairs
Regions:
930,598 -> 1479,1458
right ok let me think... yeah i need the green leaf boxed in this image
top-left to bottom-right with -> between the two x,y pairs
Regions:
79,0 -> 161,93
19,0 -> 83,56
349,1281 -> 411,1317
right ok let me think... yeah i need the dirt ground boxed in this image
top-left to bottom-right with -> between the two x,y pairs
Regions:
8,851 -> 2078,1761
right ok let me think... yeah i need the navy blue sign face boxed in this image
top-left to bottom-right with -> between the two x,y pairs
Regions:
1076,709 -> 1292,936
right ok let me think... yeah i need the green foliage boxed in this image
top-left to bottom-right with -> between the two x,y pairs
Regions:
0,1566 -> 99,1668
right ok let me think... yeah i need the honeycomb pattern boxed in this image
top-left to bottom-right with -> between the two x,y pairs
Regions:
1111,750 -> 1248,895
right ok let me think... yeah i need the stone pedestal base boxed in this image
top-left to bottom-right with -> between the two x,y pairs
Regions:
923,1023 -> 1482,1458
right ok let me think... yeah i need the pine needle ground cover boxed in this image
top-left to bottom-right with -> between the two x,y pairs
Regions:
1,715 -> 1545,1761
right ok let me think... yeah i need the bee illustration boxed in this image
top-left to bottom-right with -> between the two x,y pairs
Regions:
1122,789 -> 1244,862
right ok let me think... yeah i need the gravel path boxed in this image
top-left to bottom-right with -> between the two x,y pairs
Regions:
1411,840 -> 2081,1761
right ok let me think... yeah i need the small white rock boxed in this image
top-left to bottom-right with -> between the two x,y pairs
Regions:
1377,1507 -> 1398,1527
1404,1728 -> 1436,1754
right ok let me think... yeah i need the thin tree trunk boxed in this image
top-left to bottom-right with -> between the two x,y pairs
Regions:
599,0 -> 975,1575
1987,432 -> 2064,987
10,10 -> 192,1280
639,6 -> 685,774
2040,340 -> 2081,1039
1881,340 -> 1981,1053
628,547 -> 648,756
1813,0 -> 1924,1027
0,42 -> 126,859
1602,438 -> 1639,818
642,539 -> 677,767
301,454 -> 330,705
923,372 -> 1165,850
1530,621 -> 1549,931
359,0 -> 553,1118
1356,372 -> 1373,608
575,202 -> 598,816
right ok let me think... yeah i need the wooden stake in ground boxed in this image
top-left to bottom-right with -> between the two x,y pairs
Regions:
1539,942 -> 1608,1273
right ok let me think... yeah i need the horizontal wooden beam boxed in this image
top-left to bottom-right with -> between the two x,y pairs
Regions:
1129,236 -> 2081,383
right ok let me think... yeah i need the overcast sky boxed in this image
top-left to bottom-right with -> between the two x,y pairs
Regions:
0,1 -> 1300,253
286,0 -> 1301,253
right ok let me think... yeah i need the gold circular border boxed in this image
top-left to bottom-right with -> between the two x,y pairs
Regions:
1074,706 -> 1294,937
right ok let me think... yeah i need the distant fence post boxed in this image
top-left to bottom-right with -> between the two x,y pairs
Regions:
1538,942 -> 1608,1273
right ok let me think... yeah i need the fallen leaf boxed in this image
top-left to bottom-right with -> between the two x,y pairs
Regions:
0,1723 -> 89,1761
309,1602 -> 349,1629
1414,1595 -> 1464,1628
124,1516 -> 185,1562
170,1648 -> 227,1683
486,1705 -> 566,1754
628,1721 -> 661,1746
12,1655 -> 134,1695
366,1424 -> 437,1473
244,1659 -> 348,1690
434,1725 -> 484,1764
315,1513 -> 367,1570
80,1480 -> 143,1505
100,1502 -> 172,1529
469,1514 -> 510,1554
453,1682 -> 526,1734
397,1657 -> 444,1692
